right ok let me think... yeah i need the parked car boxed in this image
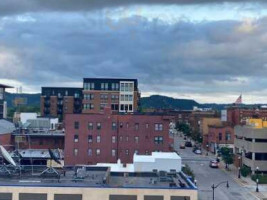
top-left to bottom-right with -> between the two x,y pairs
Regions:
194,149 -> 202,155
180,143 -> 186,149
185,141 -> 193,147
209,160 -> 219,168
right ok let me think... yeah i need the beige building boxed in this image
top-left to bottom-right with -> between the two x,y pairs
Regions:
0,186 -> 197,200
235,120 -> 267,173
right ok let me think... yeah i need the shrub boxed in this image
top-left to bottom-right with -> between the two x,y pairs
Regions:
182,164 -> 195,181
251,174 -> 267,184
240,165 -> 251,177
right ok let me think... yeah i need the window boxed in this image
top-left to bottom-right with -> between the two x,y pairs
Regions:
219,133 -> 222,141
88,149 -> 92,156
88,135 -> 93,143
120,122 -> 123,128
88,122 -> 93,130
154,136 -> 163,144
0,88 -> 3,100
155,123 -> 163,131
121,83 -> 125,91
125,149 -> 129,155
112,136 -> 116,143
96,149 -> 100,155
146,123 -> 149,129
97,135 -> 101,143
120,95 -> 125,101
126,136 -> 129,142
119,136 -> 123,142
19,193 -> 47,200
226,132 -> 231,141
54,194 -> 82,200
112,122 -> 117,130
112,83 -> 115,90
74,135 -> 79,143
100,103 -> 107,110
129,104 -> 133,111
134,150 -> 139,154
135,123 -> 139,131
74,149 -> 78,156
145,150 -> 149,155
74,121 -> 79,129
101,83 -> 105,90
134,136 -> 139,144
97,123 -> 101,130
112,149 -> 116,157
105,83 -> 108,90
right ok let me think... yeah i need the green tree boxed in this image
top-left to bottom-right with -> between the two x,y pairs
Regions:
221,147 -> 234,169
176,122 -> 191,136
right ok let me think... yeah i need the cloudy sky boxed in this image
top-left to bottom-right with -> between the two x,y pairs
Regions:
1,0 -> 267,103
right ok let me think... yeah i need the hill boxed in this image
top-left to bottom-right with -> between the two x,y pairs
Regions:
5,92 -> 41,108
140,95 -> 200,110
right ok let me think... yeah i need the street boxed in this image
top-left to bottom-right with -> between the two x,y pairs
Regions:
173,135 -> 258,200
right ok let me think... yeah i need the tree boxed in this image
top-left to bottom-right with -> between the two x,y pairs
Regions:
220,147 -> 234,169
176,122 -> 191,136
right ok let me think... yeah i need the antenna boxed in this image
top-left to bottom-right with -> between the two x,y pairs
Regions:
0,145 -> 16,166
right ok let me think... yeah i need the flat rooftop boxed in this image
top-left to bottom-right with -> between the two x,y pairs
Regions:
0,166 -> 196,190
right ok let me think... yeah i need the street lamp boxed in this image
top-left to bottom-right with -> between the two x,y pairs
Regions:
206,144 -> 209,156
211,181 -> 229,200
256,166 -> 259,192
238,156 -> 241,178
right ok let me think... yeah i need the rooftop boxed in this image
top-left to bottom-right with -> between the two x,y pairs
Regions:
0,166 -> 195,190
0,119 -> 16,135
0,84 -> 13,88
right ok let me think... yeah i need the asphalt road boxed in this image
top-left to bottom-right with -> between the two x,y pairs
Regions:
173,135 -> 258,200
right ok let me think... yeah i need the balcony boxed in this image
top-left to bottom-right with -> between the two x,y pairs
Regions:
44,101 -> 50,107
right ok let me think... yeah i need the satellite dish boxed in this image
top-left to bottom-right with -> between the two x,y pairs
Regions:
48,149 -> 61,165
0,145 -> 16,167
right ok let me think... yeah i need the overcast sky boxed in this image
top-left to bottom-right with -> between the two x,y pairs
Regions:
1,0 -> 267,103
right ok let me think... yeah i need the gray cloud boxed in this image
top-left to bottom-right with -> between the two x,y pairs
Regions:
0,0 -> 267,16
1,11 -> 267,102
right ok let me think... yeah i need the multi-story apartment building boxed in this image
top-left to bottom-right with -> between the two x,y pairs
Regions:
64,108 -> 173,165
41,87 -> 83,120
82,78 -> 140,114
0,84 -> 13,119
41,78 -> 140,120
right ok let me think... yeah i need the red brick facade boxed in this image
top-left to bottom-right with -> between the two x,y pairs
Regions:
227,107 -> 267,126
207,125 -> 234,153
0,133 -> 12,151
64,109 -> 172,165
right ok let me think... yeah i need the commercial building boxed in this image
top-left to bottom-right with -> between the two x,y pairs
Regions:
207,125 -> 234,154
226,106 -> 267,126
0,153 -> 197,200
235,119 -> 267,173
82,78 -> 140,114
41,87 -> 83,120
64,108 -> 173,165
0,84 -> 13,119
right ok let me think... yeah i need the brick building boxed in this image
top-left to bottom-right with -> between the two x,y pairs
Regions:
41,87 -> 83,120
0,119 -> 16,151
41,78 -> 141,120
82,78 -> 140,113
226,106 -> 267,126
64,108 -> 172,165
207,125 -> 234,153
